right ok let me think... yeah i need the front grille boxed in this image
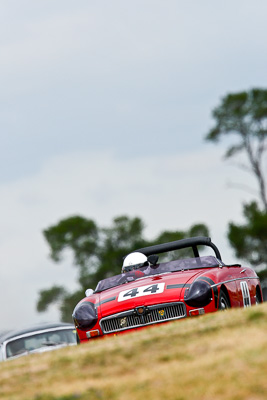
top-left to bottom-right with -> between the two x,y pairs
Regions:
100,302 -> 186,334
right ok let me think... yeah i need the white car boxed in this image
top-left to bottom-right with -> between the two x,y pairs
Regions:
0,323 -> 77,361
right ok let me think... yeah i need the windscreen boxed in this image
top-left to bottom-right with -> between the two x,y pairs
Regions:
95,256 -> 222,293
5,329 -> 77,358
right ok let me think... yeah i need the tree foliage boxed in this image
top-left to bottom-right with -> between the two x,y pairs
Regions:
43,216 -> 99,266
228,202 -> 267,267
38,215 -> 209,322
37,286 -> 66,312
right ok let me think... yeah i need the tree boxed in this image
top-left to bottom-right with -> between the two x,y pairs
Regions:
38,215 -> 209,322
206,88 -> 267,210
205,88 -> 267,278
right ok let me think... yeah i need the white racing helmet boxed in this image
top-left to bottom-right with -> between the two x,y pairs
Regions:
122,252 -> 149,273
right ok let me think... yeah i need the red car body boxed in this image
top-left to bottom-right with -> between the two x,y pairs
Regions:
72,237 -> 263,343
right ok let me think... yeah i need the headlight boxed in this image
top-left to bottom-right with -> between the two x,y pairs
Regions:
185,280 -> 212,308
72,302 -> 98,330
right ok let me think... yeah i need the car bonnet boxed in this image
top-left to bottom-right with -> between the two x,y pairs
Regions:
98,269 -> 201,317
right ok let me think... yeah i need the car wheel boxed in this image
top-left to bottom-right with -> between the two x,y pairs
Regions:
256,289 -> 262,305
218,289 -> 230,310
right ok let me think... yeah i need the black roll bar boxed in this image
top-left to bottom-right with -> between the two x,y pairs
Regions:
135,236 -> 222,261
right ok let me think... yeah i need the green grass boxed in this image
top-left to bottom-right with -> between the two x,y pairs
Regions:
1,303 -> 267,400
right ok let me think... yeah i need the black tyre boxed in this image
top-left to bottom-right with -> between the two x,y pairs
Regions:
256,288 -> 262,305
218,289 -> 230,310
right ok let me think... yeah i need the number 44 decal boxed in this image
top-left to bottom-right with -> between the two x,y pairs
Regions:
118,283 -> 165,302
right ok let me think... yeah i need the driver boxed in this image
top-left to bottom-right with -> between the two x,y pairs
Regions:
122,252 -> 149,274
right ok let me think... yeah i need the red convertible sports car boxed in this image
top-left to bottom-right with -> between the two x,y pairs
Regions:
72,236 -> 263,343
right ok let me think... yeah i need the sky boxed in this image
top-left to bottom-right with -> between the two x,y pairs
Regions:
1,1 -> 267,330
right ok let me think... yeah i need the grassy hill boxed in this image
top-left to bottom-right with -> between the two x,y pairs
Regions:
1,303 -> 267,400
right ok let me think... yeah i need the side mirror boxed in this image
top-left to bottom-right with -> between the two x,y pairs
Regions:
85,289 -> 94,297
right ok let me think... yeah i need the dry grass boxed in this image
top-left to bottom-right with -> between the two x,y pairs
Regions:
1,304 -> 267,400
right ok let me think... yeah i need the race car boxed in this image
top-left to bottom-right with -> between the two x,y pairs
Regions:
72,236 -> 263,343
